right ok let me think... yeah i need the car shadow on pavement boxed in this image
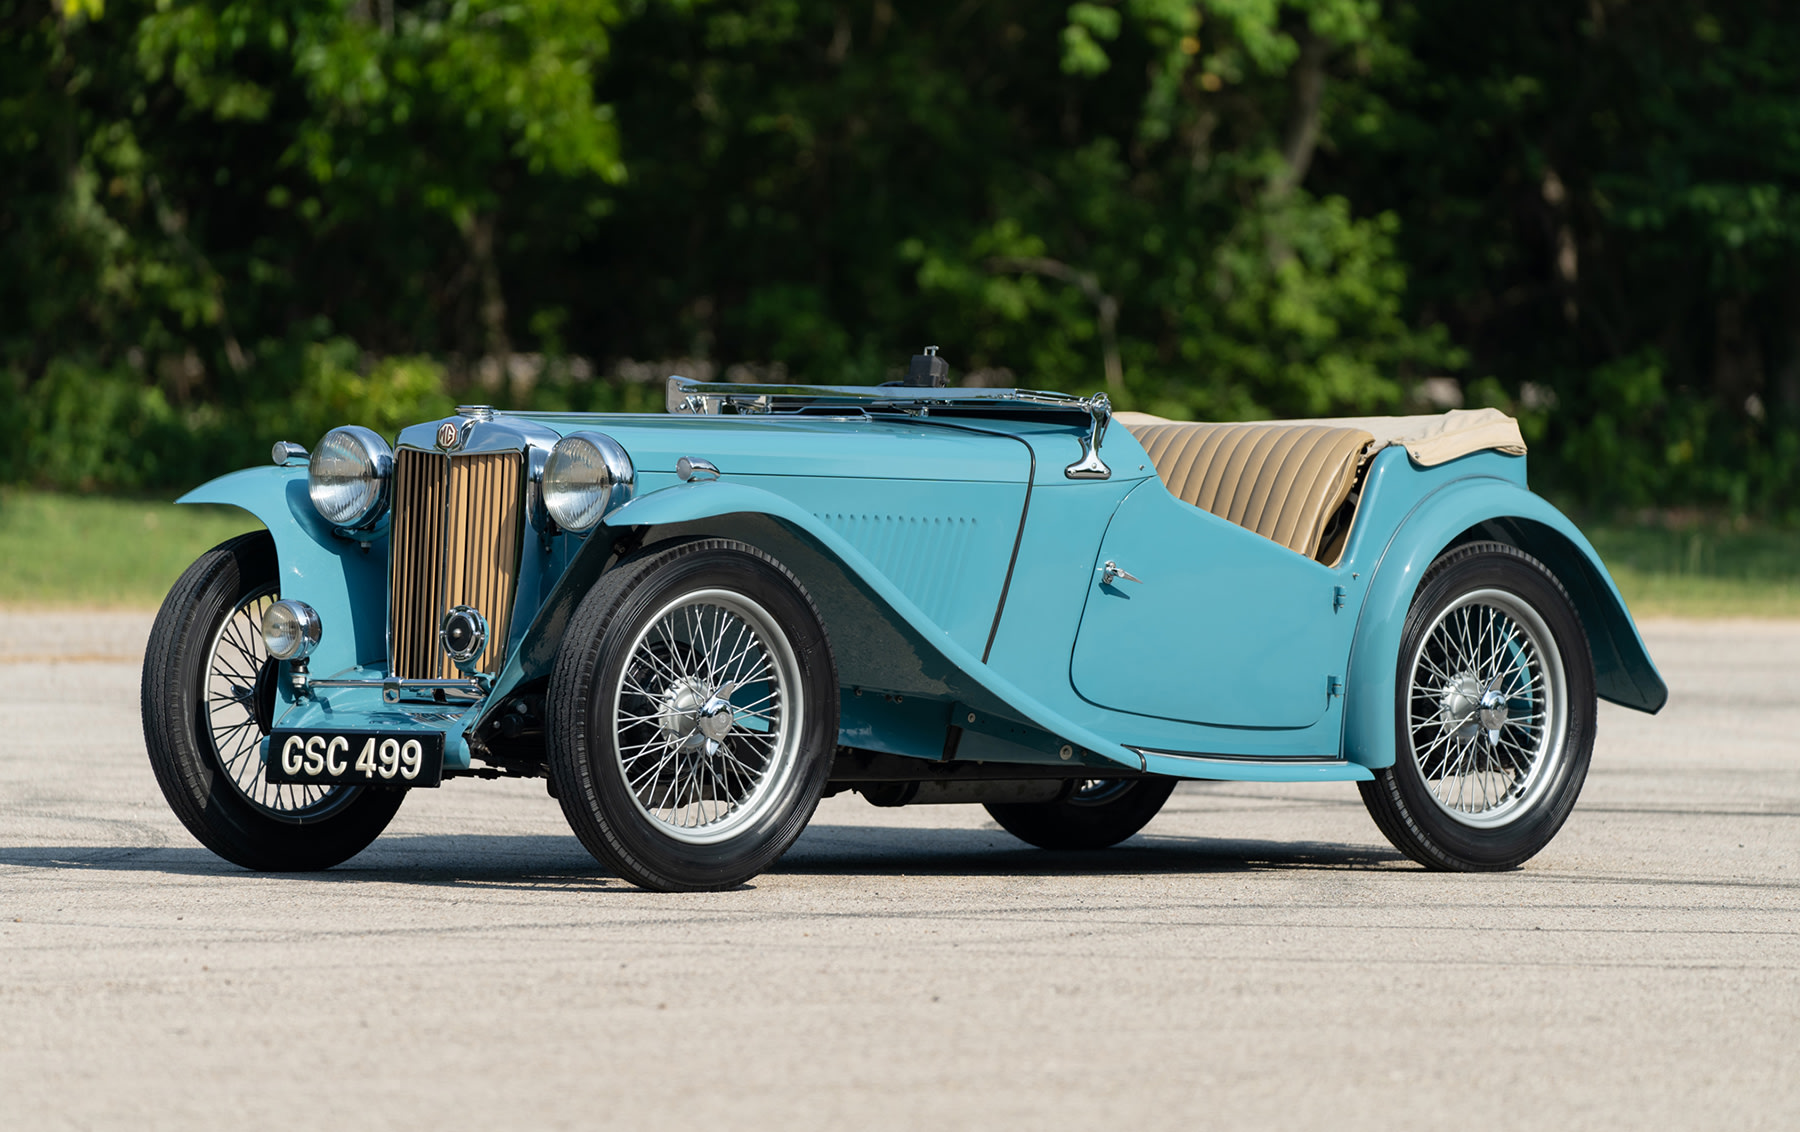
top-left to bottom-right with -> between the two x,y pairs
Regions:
0,828 -> 1407,887
775,824 -> 1407,877
0,834 -> 612,889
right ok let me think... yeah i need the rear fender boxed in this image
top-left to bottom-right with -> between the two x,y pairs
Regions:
500,479 -> 1141,770
1343,476 -> 1667,769
176,467 -> 390,680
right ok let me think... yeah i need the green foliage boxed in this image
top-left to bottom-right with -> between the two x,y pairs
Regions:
4,0 -> 1800,513
2,0 -> 624,383
21,360 -> 201,491
285,341 -> 455,445
1326,0 -> 1800,515
8,345 -> 449,491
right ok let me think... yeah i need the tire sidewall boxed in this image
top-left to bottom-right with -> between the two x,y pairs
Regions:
1387,543 -> 1597,869
563,541 -> 838,889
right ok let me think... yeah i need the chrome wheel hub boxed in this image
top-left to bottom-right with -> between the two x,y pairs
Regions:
652,678 -> 740,750
655,679 -> 709,744
696,695 -> 737,744
1438,676 -> 1512,746
611,589 -> 804,844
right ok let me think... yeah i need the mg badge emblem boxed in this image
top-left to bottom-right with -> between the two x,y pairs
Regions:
436,422 -> 460,450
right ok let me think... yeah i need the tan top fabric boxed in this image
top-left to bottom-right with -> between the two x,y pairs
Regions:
1122,419 -> 1374,559
1116,407 -> 1526,467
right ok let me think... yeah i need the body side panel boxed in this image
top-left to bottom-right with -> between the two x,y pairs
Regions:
1069,479 -> 1349,728
592,480 -> 1147,770
749,476 -> 1028,654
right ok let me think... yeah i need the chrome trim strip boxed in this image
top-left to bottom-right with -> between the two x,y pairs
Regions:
309,676 -> 487,703
1128,748 -> 1348,766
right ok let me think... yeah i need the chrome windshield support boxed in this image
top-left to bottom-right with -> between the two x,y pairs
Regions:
1064,393 -> 1113,480
664,375 -> 1099,416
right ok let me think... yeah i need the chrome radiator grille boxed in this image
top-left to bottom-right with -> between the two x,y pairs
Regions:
389,447 -> 524,679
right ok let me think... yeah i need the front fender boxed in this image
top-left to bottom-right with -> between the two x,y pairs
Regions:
177,467 -> 390,678
503,479 -> 1142,770
1343,475 -> 1667,769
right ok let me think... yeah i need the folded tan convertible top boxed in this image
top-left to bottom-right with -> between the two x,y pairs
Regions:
1114,407 -> 1526,467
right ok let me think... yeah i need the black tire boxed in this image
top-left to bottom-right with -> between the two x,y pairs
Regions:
546,538 -> 838,891
1358,540 -> 1597,871
985,777 -> 1178,850
141,532 -> 405,870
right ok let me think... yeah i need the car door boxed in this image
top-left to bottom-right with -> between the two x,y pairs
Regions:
1069,481 -> 1353,729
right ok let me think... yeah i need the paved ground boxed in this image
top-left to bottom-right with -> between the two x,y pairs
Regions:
1,611 -> 1796,1130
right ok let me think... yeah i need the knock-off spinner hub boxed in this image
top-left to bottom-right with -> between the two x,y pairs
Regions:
696,695 -> 736,743
1441,675 -> 1509,744
657,680 -> 737,748
1477,688 -> 1509,735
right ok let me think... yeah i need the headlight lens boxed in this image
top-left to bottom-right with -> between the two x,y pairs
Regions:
542,432 -> 635,533
262,600 -> 322,661
308,426 -> 394,528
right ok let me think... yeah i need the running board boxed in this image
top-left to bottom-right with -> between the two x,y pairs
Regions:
1131,748 -> 1375,783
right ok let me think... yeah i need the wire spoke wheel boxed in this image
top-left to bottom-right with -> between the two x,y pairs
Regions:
611,589 -> 804,843
143,531 -> 404,870
1406,588 -> 1567,828
1359,541 -> 1596,872
200,585 -> 353,821
548,538 -> 838,890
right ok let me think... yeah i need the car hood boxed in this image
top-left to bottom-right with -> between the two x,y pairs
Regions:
507,411 -> 1035,483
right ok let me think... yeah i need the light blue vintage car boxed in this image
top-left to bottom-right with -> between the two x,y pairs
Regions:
142,352 -> 1667,890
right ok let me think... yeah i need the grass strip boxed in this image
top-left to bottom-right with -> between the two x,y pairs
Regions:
2,490 -> 1797,618
0,489 -> 261,608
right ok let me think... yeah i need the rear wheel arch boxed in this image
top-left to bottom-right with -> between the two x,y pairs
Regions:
1450,517 -> 1667,714
1344,483 -> 1664,770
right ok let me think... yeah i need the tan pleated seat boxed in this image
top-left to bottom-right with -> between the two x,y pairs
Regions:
1121,419 -> 1374,559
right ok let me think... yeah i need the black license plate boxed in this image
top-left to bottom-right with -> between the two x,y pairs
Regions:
266,730 -> 444,787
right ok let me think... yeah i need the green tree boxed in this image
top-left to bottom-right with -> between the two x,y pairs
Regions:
574,1 -> 1452,419
1327,0 -> 1800,511
2,0 -> 623,394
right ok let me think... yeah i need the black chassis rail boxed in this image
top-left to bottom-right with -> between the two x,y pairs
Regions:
827,747 -> 1148,784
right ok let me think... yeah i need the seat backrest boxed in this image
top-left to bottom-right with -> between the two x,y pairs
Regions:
1121,420 -> 1374,559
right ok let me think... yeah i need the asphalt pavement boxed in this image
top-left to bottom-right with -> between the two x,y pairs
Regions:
1,610 -> 1796,1130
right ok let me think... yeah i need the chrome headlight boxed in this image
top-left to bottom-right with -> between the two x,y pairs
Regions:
308,426 -> 394,529
262,600 -> 322,661
542,432 -> 635,533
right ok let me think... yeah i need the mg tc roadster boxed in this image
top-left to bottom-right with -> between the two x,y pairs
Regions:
142,353 -> 1666,890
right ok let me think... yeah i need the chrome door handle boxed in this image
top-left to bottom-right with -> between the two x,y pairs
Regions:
1100,561 -> 1142,585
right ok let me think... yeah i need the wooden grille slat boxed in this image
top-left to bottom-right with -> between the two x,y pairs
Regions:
389,447 -> 522,680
